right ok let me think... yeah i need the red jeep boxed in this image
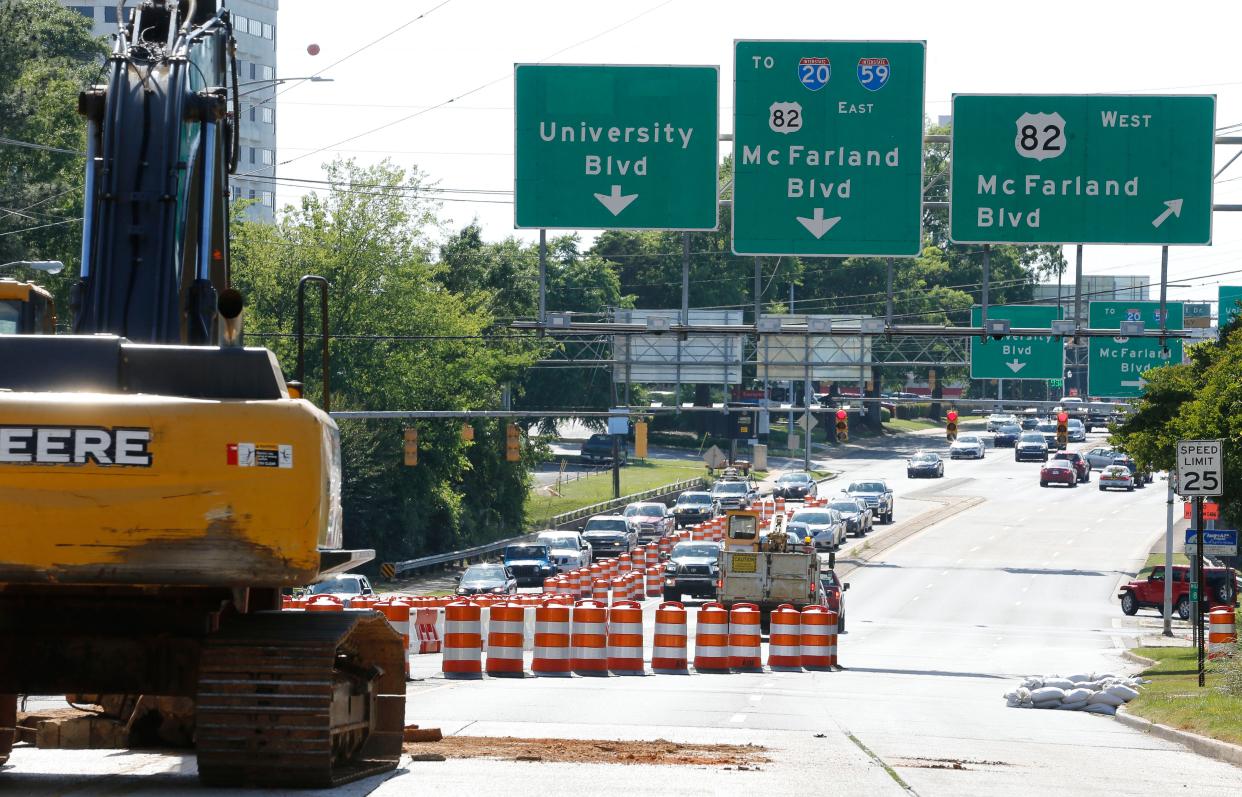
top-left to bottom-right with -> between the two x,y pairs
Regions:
1118,564 -> 1238,620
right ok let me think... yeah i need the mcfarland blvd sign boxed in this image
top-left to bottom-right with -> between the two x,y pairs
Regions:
514,64 -> 719,230
949,94 -> 1215,245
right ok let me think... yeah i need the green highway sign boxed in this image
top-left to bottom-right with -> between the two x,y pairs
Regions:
1088,301 -> 1184,397
514,64 -> 719,230
1049,378 -> 1063,388
732,40 -> 926,256
970,305 -> 1063,380
1220,286 -> 1242,327
950,94 -> 1215,245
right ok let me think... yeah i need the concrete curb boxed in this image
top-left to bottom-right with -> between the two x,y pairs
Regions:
1115,707 -> 1242,769
1120,650 -> 1157,667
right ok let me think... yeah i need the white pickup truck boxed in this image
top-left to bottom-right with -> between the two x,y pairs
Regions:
715,511 -> 822,627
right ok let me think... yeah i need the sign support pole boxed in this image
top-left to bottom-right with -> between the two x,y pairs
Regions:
1163,480 -> 1174,636
981,244 -> 990,330
1072,245 -> 1083,345
538,229 -> 547,324
676,232 -> 689,416
1159,245 -> 1169,344
1194,495 -> 1205,687
803,332 -> 812,473
885,257 -> 894,326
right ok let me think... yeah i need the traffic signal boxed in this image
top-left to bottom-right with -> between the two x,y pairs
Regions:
403,428 -> 418,466
505,423 -> 521,462
1056,411 -> 1069,448
946,410 -> 958,441
835,409 -> 848,443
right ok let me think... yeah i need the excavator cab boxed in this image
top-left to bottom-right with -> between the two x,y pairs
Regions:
0,280 -> 55,334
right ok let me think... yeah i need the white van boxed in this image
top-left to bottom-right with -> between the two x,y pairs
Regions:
534,530 -> 592,569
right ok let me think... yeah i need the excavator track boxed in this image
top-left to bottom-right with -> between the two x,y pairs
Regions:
195,611 -> 405,788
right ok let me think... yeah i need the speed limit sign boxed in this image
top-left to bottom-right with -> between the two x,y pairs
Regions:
1176,439 -> 1224,497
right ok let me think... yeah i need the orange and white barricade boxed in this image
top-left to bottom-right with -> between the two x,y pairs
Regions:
532,603 -> 572,675
768,604 -> 802,671
645,565 -> 663,598
485,602 -> 526,676
728,603 -> 762,671
652,602 -> 689,672
693,603 -> 732,672
1209,607 -> 1237,660
571,600 -> 609,676
591,578 -> 610,603
415,607 -> 441,654
775,496 -> 786,515
442,601 -> 483,678
305,595 -> 345,612
800,606 -> 837,671
607,600 -> 646,675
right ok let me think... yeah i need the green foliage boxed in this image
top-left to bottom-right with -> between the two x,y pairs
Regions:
0,0 -> 107,310
231,159 -> 543,561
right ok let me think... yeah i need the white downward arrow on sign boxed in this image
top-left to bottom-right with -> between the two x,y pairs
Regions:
796,208 -> 842,239
1151,198 -> 1183,228
594,185 -> 638,216
1006,359 -> 1026,373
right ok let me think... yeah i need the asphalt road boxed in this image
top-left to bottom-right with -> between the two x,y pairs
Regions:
7,428 -> 1242,795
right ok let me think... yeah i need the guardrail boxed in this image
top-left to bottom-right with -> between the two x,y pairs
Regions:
381,476 -> 707,580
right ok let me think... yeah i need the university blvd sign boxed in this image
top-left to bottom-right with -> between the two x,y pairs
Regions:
969,305 -> 1063,380
949,94 -> 1215,245
514,64 -> 719,230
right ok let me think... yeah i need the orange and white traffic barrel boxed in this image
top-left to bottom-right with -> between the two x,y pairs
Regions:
577,569 -> 593,598
609,577 -> 628,604
768,604 -> 802,671
632,546 -> 648,569
532,603 -> 572,676
693,603 -> 732,672
571,599 -> 609,676
652,601 -> 689,672
728,603 -> 762,671
628,571 -> 646,602
600,558 -> 616,581
1209,607 -> 1237,660
800,606 -> 837,671
442,601 -> 483,679
305,595 -> 345,612
618,553 -> 632,573
776,496 -> 786,515
592,578 -> 610,603
607,600 -> 646,675
589,562 -> 604,585
645,565 -> 663,598
374,599 -> 412,679
659,536 -> 673,558
485,601 -> 526,677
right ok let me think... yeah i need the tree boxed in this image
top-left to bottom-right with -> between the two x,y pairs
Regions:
0,0 -> 107,312
231,159 -> 543,561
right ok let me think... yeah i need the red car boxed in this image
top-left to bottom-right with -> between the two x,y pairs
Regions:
1040,461 -> 1077,488
818,570 -> 850,632
1051,451 -> 1090,482
1118,564 -> 1238,620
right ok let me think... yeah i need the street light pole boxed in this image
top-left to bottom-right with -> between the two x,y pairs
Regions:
0,260 -> 64,275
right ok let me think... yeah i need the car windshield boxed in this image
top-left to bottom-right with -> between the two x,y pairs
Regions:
586,434 -> 610,445
1020,433 -> 1045,443
1103,466 -> 1129,476
848,482 -> 886,493
310,577 -> 362,595
672,543 -> 720,558
539,536 -> 578,551
957,435 -> 980,444
912,453 -> 937,463
790,511 -> 832,524
1037,422 -> 1056,432
461,565 -> 504,584
504,545 -> 548,560
584,519 -> 628,533
1068,419 -> 1083,428
677,493 -> 711,505
779,473 -> 811,483
714,483 -> 747,495
1052,452 -> 1076,460
632,504 -> 664,516
830,501 -> 860,512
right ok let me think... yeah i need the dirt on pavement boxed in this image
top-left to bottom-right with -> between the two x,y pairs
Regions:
404,735 -> 770,768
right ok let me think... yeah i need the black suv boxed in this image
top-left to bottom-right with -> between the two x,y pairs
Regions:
580,433 -> 629,464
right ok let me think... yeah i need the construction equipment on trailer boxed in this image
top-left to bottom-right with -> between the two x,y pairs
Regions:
0,2 -> 403,786
0,279 -> 55,334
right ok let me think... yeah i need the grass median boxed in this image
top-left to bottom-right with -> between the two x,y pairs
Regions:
526,459 -> 705,528
1126,628 -> 1242,747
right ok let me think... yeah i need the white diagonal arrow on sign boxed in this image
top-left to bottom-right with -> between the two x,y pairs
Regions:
795,208 -> 842,239
1005,359 -> 1027,374
1151,198 -> 1183,228
594,185 -> 638,216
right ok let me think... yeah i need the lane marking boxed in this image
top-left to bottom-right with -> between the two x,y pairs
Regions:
1014,600 -> 1023,606
749,695 -> 763,703
925,583 -> 934,589
1052,551 -> 1060,558
987,535 -> 996,541
730,713 -> 747,723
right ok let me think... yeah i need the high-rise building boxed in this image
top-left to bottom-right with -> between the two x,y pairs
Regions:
1034,275 -> 1151,319
61,1 -> 278,223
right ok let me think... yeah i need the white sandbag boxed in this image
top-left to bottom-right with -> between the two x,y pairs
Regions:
1022,677 -> 1043,689
1004,690 -> 1020,701
1064,688 -> 1093,703
1091,672 -> 1116,682
1066,673 -> 1093,683
1041,678 -> 1076,690
1033,700 -> 1062,710
1076,680 -> 1104,692
1030,687 -> 1066,703
1106,684 -> 1140,702
1087,691 -> 1125,707
1057,700 -> 1088,711
1084,703 -> 1116,716
1006,697 -> 1022,707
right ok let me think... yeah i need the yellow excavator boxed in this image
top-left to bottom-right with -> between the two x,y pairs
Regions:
0,278 -> 55,334
0,1 -> 404,786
